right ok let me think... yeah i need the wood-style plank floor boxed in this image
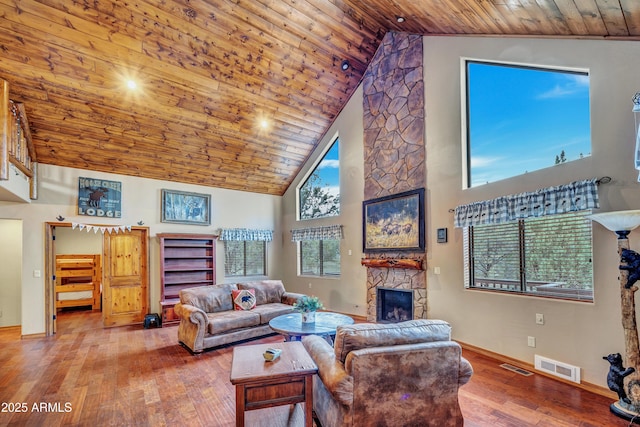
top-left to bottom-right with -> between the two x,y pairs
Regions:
0,310 -> 628,426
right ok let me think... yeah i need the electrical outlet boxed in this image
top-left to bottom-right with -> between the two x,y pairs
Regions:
535,313 -> 544,325
528,336 -> 536,347
308,283 -> 312,289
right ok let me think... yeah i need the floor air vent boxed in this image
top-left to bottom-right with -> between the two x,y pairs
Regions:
534,355 -> 581,383
499,363 -> 534,376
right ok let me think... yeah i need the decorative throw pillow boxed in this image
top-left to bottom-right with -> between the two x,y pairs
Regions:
238,280 -> 285,305
232,289 -> 256,311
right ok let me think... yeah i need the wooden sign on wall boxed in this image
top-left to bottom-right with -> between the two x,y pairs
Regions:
78,177 -> 122,218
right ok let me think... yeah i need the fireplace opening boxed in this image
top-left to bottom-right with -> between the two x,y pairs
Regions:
377,288 -> 413,323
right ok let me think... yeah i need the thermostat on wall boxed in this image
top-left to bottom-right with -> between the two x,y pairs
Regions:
437,228 -> 448,243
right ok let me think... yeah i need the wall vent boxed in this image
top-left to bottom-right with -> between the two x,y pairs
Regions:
500,363 -> 533,376
534,354 -> 581,383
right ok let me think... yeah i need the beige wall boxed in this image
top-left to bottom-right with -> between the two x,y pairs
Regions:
0,219 -> 22,326
0,163 -> 282,335
424,36 -> 640,388
283,36 -> 640,389
281,85 -> 368,316
54,226 -> 102,254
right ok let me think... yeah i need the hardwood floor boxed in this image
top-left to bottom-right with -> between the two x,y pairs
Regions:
0,310 -> 628,426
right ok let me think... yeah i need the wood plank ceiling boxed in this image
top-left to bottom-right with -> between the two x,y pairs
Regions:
1,1 -> 640,195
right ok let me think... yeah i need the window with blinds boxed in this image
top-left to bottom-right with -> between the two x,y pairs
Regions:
465,211 -> 593,302
300,239 -> 340,277
224,241 -> 266,277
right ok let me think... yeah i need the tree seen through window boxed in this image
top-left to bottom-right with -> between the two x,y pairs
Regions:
467,212 -> 593,301
299,138 -> 340,220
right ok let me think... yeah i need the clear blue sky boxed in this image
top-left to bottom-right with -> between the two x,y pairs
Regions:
316,138 -> 340,189
467,62 -> 591,187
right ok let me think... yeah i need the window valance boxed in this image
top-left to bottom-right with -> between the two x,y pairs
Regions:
291,224 -> 343,241
219,228 -> 273,241
454,178 -> 599,228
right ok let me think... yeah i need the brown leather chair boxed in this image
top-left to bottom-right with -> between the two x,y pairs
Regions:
302,319 -> 473,427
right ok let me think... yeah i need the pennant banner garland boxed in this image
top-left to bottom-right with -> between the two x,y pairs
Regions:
71,222 -> 133,234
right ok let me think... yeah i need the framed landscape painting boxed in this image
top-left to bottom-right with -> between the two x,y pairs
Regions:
363,188 -> 425,252
161,189 -> 211,225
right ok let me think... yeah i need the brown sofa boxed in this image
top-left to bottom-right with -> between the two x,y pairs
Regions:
302,319 -> 473,427
173,280 -> 305,353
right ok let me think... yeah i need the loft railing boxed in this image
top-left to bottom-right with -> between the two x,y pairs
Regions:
1,79 -> 37,199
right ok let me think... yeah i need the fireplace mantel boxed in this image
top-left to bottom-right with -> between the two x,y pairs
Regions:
361,258 -> 423,270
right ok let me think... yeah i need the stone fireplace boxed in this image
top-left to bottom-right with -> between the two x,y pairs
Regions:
377,287 -> 413,323
365,264 -> 426,321
361,32 -> 427,322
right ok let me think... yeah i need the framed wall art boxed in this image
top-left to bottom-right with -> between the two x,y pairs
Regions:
161,189 -> 211,225
78,177 -> 122,218
362,188 -> 425,252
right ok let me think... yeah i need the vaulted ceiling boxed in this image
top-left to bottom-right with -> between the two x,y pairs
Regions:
2,1 -> 640,196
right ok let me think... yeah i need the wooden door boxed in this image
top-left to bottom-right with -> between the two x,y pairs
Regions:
102,228 -> 149,327
46,223 -> 57,335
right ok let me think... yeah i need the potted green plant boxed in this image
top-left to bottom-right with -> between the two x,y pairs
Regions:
293,295 -> 324,323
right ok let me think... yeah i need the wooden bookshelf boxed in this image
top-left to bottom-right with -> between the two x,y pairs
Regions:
158,233 -> 217,326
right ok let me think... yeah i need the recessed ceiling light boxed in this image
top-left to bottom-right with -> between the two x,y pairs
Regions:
341,60 -> 350,71
396,16 -> 406,23
126,80 -> 137,90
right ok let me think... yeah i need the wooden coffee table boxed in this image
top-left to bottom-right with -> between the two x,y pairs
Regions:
230,341 -> 318,427
269,312 -> 354,344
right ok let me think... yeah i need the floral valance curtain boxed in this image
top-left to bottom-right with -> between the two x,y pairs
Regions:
219,228 -> 273,241
291,225 -> 343,241
454,178 -> 599,228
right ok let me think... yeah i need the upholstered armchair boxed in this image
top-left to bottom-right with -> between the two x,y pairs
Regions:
302,319 -> 473,427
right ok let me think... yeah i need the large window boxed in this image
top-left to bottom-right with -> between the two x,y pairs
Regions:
465,61 -> 591,188
298,137 -> 340,220
464,211 -> 593,302
224,241 -> 266,277
300,239 -> 340,277
292,225 -> 343,277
